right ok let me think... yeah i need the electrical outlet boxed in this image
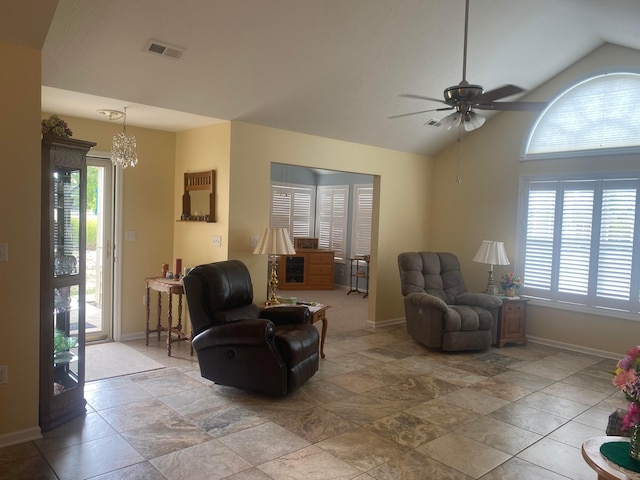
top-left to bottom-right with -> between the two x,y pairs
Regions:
0,365 -> 7,384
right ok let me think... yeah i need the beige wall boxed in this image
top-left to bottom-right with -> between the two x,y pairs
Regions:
227,122 -> 433,323
174,123 -> 231,270
43,114 -> 178,338
0,41 -> 43,441
430,44 -> 640,356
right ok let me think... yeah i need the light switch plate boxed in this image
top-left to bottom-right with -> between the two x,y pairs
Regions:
212,236 -> 222,247
125,231 -> 136,242
0,243 -> 7,262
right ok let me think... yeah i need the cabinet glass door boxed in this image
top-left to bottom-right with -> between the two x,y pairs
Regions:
51,166 -> 84,396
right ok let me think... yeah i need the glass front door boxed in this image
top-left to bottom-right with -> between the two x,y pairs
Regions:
86,159 -> 114,342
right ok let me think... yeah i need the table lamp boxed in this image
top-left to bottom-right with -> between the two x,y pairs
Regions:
472,240 -> 510,295
253,227 -> 296,306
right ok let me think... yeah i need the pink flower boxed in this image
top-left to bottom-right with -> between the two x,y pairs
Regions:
628,346 -> 640,361
623,402 -> 640,430
614,368 -> 637,389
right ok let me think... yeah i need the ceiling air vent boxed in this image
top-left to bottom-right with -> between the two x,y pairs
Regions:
144,39 -> 185,60
425,119 -> 442,128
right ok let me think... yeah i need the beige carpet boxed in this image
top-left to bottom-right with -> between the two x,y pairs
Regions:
85,342 -> 165,382
276,285 -> 371,335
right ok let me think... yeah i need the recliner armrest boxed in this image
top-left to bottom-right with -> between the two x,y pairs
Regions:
192,318 -> 275,351
405,292 -> 449,312
456,292 -> 503,310
260,305 -> 311,326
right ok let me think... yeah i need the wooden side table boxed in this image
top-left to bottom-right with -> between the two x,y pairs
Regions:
582,436 -> 640,479
347,255 -> 370,298
307,304 -> 330,359
145,277 -> 193,356
497,297 -> 528,348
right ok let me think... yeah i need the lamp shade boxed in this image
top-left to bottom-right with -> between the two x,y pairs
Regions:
472,240 -> 510,266
252,227 -> 296,255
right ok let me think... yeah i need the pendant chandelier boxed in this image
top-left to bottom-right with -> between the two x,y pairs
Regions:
98,107 -> 138,169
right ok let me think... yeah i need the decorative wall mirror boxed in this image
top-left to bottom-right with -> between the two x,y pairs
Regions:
180,170 -> 216,222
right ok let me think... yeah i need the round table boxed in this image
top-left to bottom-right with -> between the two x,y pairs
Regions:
582,436 -> 640,480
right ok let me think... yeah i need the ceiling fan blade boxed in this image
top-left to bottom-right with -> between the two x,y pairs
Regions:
399,93 -> 448,105
474,85 -> 525,103
388,108 -> 450,119
474,101 -> 547,111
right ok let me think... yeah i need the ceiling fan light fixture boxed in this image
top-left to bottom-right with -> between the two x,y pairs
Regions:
441,111 -> 462,130
463,111 -> 486,131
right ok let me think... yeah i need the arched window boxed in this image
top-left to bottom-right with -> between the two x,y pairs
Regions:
517,72 -> 640,317
523,72 -> 640,159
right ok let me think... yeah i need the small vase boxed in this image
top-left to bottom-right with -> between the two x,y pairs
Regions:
504,287 -> 516,297
630,425 -> 640,460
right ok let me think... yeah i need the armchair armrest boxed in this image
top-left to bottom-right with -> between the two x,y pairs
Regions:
192,318 -> 275,351
456,292 -> 503,310
260,305 -> 311,326
405,292 -> 449,312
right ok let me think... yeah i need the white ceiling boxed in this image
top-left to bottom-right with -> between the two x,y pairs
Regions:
31,0 -> 640,155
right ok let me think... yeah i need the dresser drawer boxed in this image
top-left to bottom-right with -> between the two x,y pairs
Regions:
309,264 -> 332,275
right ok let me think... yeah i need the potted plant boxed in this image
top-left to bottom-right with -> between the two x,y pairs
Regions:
500,272 -> 523,297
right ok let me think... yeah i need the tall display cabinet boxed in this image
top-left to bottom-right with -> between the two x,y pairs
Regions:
40,133 -> 96,431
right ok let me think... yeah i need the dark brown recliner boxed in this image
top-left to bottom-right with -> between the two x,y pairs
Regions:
398,252 -> 502,351
183,260 -> 319,396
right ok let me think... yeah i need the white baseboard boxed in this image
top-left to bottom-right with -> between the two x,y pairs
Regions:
120,332 -> 147,342
527,335 -> 619,360
369,318 -> 405,328
0,427 -> 42,448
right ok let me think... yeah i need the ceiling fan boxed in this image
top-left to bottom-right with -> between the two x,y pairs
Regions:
390,0 -> 547,131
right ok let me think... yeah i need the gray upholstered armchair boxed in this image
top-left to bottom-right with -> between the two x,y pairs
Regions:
398,252 -> 502,351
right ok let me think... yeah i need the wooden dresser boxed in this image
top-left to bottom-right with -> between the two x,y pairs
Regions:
278,251 -> 335,290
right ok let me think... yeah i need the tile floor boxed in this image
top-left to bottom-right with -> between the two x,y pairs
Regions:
0,325 -> 627,479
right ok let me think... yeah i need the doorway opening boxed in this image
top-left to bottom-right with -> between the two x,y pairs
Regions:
85,156 -> 115,343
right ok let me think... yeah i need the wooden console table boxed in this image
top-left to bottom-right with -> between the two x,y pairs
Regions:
145,277 -> 193,356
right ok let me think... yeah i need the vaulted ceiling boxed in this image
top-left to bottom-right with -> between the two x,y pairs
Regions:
9,0 -> 640,156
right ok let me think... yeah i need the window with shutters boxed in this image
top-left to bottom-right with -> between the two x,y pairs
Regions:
518,72 -> 640,316
352,185 -> 373,257
520,176 -> 639,314
316,185 -> 348,262
270,183 -> 315,239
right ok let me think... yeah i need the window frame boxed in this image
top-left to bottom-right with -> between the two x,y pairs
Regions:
516,171 -> 640,319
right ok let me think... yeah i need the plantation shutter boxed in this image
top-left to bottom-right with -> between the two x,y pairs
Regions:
270,183 -> 314,239
316,185 -> 348,261
523,185 -> 556,291
352,185 -> 372,257
557,186 -> 594,295
597,182 -> 637,301
521,177 -> 640,312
